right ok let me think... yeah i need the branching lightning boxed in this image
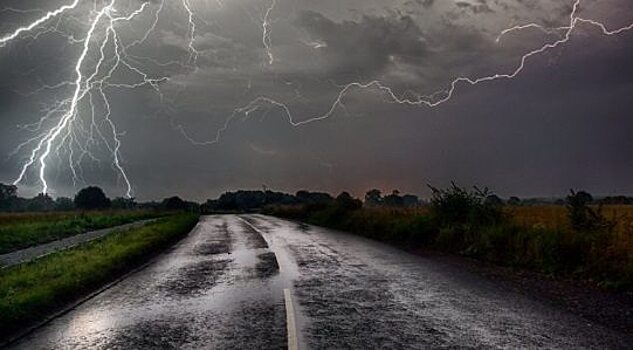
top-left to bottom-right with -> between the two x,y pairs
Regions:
262,0 -> 276,65
2,0 -> 177,197
2,0 -> 632,196
201,0 -> 633,137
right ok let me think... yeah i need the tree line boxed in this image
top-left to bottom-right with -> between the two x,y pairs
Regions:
0,183 -> 198,212
2,181 -> 629,214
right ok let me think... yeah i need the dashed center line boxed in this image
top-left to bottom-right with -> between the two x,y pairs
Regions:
284,288 -> 299,350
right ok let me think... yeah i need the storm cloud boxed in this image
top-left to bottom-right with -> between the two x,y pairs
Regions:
0,0 -> 632,201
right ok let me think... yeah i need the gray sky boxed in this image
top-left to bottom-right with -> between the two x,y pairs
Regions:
0,0 -> 632,201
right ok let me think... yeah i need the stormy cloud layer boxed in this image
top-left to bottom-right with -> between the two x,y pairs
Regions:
0,0 -> 632,200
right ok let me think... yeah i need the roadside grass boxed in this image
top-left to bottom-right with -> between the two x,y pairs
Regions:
0,213 -> 199,340
0,210 -> 166,255
265,203 -> 633,291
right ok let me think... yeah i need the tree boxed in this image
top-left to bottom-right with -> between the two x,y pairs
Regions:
364,189 -> 382,206
335,192 -> 363,211
27,193 -> 55,212
383,190 -> 404,207
402,194 -> 420,207
112,197 -> 137,210
508,196 -> 521,206
574,190 -> 594,204
55,197 -> 75,211
162,196 -> 186,211
0,183 -> 18,211
74,186 -> 111,210
485,194 -> 503,206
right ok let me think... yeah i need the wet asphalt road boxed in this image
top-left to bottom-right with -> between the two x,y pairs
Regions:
7,215 -> 633,349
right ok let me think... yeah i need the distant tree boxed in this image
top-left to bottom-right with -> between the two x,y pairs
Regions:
402,194 -> 420,207
485,194 -> 504,206
295,191 -> 333,205
335,192 -> 363,211
111,197 -> 137,210
75,186 -> 111,210
27,193 -> 55,212
508,196 -> 521,206
0,183 -> 17,201
600,196 -> 633,205
54,197 -> 75,211
383,190 -> 404,207
162,196 -> 186,211
0,183 -> 18,211
574,190 -> 594,204
364,189 -> 382,206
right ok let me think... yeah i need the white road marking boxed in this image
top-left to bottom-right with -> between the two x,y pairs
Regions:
284,288 -> 299,350
239,216 -> 297,348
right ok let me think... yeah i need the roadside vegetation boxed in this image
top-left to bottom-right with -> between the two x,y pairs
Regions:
0,184 -> 201,255
0,213 -> 199,341
265,185 -> 633,291
0,210 -> 164,254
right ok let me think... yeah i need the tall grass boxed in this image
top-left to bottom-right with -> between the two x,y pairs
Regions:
0,213 -> 199,341
266,201 -> 633,291
0,210 -> 165,254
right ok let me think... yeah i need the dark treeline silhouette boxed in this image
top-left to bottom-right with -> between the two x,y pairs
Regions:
200,189 -> 424,213
0,183 -> 199,212
3,180 -> 632,214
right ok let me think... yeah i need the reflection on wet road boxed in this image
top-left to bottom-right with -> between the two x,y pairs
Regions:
8,215 -> 633,349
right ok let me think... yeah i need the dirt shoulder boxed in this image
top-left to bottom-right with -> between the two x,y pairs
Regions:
410,249 -> 633,335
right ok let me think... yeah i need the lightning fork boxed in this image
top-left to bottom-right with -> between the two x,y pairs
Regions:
263,0 -> 276,65
0,0 -> 81,47
197,0 -> 633,137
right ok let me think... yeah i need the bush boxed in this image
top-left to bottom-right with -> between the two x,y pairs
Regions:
428,182 -> 505,229
566,189 -> 614,233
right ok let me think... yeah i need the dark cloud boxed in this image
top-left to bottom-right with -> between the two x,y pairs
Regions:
295,11 -> 429,76
454,0 -> 494,14
0,0 -> 632,200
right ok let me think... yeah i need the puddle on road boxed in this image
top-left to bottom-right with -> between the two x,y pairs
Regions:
239,220 -> 269,249
99,317 -> 198,350
194,241 -> 230,255
159,259 -> 232,297
251,252 -> 280,279
8,215 -> 298,350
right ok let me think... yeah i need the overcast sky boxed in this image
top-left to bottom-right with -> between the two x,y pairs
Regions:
0,0 -> 632,201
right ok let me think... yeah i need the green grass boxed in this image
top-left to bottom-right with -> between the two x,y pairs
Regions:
0,210 -> 166,255
0,213 -> 199,340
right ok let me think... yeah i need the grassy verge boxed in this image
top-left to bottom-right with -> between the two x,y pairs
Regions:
265,188 -> 633,291
0,210 -> 167,254
0,213 -> 199,341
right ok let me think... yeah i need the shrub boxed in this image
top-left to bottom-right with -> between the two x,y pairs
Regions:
428,182 -> 505,228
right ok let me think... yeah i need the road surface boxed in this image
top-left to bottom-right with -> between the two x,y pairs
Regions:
7,215 -> 633,349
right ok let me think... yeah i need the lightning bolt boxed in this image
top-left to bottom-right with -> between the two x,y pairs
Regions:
3,0 -> 174,197
181,0 -> 199,69
180,0 -> 633,145
3,0 -> 633,196
0,0 -> 81,47
262,0 -> 276,65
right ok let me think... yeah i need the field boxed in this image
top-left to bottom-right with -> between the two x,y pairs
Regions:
0,210 -> 166,255
266,203 -> 633,290
0,213 -> 199,340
